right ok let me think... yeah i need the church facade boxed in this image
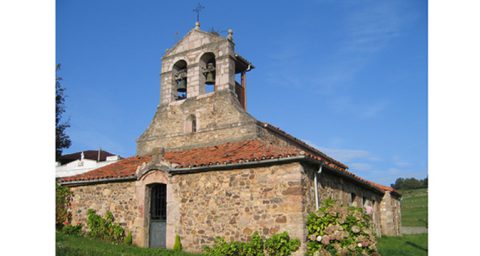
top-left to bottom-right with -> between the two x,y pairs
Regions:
60,23 -> 401,254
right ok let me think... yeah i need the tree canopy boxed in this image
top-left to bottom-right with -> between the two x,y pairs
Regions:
391,177 -> 428,190
56,64 -> 71,160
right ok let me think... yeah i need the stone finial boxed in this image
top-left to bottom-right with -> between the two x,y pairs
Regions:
227,28 -> 233,41
195,21 -> 200,30
151,147 -> 165,163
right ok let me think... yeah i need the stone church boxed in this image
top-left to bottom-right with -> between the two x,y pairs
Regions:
60,22 -> 401,254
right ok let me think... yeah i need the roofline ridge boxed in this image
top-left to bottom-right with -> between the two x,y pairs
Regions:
256,121 -> 348,169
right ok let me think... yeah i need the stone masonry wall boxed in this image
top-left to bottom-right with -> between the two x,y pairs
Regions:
379,192 -> 402,236
171,162 -> 307,255
69,182 -> 140,238
137,90 -> 259,155
302,164 -> 384,236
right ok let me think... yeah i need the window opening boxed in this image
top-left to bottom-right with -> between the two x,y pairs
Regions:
186,115 -> 197,133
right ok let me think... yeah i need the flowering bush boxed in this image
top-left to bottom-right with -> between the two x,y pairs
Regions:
306,199 -> 379,256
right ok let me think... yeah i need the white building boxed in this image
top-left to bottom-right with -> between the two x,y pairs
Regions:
56,150 -> 122,178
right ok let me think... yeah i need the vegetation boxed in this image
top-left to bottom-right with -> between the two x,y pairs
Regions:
377,234 -> 428,256
391,177 -> 428,190
125,231 -> 133,245
56,183 -> 73,229
86,209 -> 126,243
203,231 -> 300,256
400,188 -> 428,227
173,234 -> 183,251
62,224 -> 83,236
56,232 -> 200,256
306,199 -> 379,256
56,63 -> 71,160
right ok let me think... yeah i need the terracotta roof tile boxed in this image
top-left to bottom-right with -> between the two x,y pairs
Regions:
60,155 -> 151,183
257,121 -> 348,169
165,140 -> 300,168
58,140 -> 397,195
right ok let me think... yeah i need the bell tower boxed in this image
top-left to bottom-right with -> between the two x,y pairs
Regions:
137,23 -> 255,155
158,24 -> 253,107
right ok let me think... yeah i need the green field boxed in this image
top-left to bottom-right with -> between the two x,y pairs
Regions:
56,232 -> 200,256
378,234 -> 428,256
400,188 -> 428,227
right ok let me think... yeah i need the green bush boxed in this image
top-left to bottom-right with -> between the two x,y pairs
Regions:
203,231 -> 299,256
124,231 -> 133,245
173,234 -> 183,251
264,232 -> 300,256
306,199 -> 379,256
86,209 -> 126,243
56,183 -> 73,229
62,224 -> 83,236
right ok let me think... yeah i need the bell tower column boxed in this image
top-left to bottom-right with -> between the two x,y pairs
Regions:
215,41 -> 236,93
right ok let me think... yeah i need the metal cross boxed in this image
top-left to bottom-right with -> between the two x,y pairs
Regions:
193,3 -> 205,22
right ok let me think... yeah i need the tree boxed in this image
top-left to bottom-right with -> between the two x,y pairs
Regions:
56,64 -> 71,160
391,177 -> 428,190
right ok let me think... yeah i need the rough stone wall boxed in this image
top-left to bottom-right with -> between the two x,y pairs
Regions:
301,164 -> 384,236
69,182 -> 140,238
171,163 -> 307,255
137,90 -> 258,155
379,192 -> 402,236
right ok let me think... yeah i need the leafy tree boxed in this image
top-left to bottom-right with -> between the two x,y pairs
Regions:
56,64 -> 71,160
391,177 -> 428,190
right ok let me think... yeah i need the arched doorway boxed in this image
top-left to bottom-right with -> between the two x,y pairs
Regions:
149,183 -> 167,248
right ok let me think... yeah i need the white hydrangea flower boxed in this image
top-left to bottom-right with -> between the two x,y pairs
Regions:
316,235 -> 322,242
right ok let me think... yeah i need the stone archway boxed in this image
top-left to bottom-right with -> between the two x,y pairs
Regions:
134,169 -> 179,249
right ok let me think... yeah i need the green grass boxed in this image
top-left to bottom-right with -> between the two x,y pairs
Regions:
378,234 -> 428,256
400,188 -> 428,227
56,232 -> 201,256
57,231 -> 429,256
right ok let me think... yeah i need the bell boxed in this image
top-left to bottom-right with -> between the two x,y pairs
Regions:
204,62 -> 216,85
205,71 -> 215,85
177,78 -> 187,92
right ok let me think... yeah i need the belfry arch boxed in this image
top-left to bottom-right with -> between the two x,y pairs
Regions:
172,60 -> 188,100
199,52 -> 216,94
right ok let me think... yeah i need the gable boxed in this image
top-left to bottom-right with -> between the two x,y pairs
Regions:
164,29 -> 225,58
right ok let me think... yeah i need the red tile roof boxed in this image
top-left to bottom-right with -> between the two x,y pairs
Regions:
257,121 -> 348,169
165,140 -> 301,168
58,140 -> 397,195
60,155 -> 151,183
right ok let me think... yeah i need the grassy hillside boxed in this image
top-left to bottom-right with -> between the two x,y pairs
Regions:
378,233 -> 427,256
400,188 -> 428,227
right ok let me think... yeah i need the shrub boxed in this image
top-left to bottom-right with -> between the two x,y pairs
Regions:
86,209 -> 126,243
203,231 -> 299,256
264,232 -> 300,256
173,234 -> 183,251
306,199 -> 379,256
124,231 -> 133,245
62,224 -> 83,236
56,183 -> 73,229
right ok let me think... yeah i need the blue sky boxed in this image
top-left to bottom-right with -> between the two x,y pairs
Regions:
56,0 -> 427,186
